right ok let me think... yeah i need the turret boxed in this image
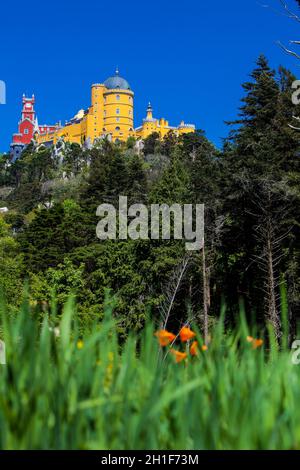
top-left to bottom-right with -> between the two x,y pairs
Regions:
146,102 -> 153,121
102,68 -> 134,141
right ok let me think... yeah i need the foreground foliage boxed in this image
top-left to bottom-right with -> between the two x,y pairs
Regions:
0,296 -> 300,450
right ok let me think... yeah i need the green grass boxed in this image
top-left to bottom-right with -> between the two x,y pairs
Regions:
0,294 -> 300,450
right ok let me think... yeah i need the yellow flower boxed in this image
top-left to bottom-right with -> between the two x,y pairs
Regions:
77,339 -> 84,350
201,345 -> 208,351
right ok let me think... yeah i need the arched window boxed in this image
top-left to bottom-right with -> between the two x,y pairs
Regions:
115,126 -> 120,131
116,95 -> 120,101
116,108 -> 120,114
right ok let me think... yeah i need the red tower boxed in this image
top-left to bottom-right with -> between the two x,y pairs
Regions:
12,94 -> 36,145
10,94 -> 57,160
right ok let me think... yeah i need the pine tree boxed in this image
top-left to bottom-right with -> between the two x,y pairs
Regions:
127,154 -> 147,204
222,56 -> 300,336
149,148 -> 191,205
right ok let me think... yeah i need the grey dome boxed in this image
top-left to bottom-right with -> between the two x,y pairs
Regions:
104,70 -> 131,90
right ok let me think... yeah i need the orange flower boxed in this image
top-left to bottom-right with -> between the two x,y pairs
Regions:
252,339 -> 263,349
155,330 -> 176,347
246,336 -> 263,349
179,327 -> 196,342
190,341 -> 199,356
201,344 -> 208,351
170,349 -> 187,363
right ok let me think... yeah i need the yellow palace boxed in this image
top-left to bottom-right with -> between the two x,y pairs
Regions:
37,69 -> 195,146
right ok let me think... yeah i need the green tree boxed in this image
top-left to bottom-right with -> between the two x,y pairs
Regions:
0,215 -> 24,307
222,56 -> 300,335
143,132 -> 161,156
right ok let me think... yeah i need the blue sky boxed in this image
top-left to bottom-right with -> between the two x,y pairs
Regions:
0,0 -> 299,152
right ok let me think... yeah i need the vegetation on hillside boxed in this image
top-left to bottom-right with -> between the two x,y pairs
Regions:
0,56 -> 299,340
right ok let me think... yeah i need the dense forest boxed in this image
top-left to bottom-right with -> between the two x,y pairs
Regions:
1,56 -> 300,339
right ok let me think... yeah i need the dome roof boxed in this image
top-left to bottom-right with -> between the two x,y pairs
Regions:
104,69 -> 131,90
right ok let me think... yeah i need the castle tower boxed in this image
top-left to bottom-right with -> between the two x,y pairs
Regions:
102,69 -> 134,141
10,94 -> 58,160
146,102 -> 153,121
21,94 -> 35,124
10,94 -> 36,161
91,83 -> 106,142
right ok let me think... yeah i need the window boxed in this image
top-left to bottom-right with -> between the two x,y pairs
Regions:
116,108 -> 120,114
116,117 -> 120,122
129,110 -> 132,115
24,129 -> 29,135
115,126 -> 120,130
116,95 -> 120,101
